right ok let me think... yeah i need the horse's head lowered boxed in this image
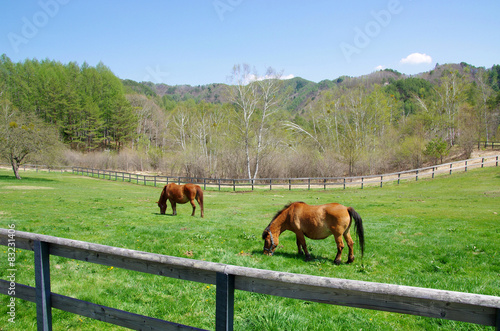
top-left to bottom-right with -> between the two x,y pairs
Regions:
157,200 -> 167,214
262,228 -> 277,256
157,187 -> 168,214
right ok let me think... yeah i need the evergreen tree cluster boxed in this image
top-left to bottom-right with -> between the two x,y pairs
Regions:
0,54 -> 136,151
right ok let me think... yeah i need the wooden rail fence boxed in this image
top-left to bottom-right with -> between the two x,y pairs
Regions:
71,155 -> 500,191
1,229 -> 499,330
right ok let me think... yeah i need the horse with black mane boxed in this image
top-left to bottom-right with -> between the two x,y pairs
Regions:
262,202 -> 364,264
157,183 -> 204,217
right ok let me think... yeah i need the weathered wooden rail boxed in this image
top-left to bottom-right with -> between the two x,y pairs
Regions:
1,229 -> 499,330
71,155 -> 500,191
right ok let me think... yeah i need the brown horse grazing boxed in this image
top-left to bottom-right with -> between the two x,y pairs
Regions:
262,202 -> 364,264
157,183 -> 204,217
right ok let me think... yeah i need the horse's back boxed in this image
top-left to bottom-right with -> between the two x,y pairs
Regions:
324,203 -> 350,217
298,203 -> 351,236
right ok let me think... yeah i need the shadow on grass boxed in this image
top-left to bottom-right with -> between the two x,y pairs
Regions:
251,249 -> 343,265
0,174 -> 56,183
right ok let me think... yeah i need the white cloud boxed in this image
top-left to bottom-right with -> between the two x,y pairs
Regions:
374,65 -> 385,71
400,53 -> 432,65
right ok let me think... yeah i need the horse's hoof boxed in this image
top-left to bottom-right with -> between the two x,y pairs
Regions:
304,255 -> 312,262
347,258 -> 354,264
334,259 -> 342,265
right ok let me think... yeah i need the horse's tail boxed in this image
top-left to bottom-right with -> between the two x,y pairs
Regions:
196,185 -> 204,217
348,207 -> 365,257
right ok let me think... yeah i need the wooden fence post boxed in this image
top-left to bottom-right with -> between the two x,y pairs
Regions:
216,272 -> 235,331
380,176 -> 383,188
496,308 -> 500,331
450,163 -> 452,175
34,241 -> 52,331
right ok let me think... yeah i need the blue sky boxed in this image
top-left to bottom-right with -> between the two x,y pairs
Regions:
1,0 -> 499,86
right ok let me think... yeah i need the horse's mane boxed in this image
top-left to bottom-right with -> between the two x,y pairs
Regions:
158,185 -> 168,203
262,202 -> 304,239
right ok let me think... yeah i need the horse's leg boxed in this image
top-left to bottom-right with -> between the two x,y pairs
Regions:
196,196 -> 204,218
333,234 -> 345,265
344,231 -> 355,264
296,237 -> 304,255
171,201 -> 177,216
190,199 -> 196,216
295,232 -> 311,261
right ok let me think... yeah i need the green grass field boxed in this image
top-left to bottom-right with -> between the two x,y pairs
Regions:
0,167 -> 499,330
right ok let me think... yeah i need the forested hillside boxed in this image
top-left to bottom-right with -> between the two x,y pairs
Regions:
1,54 -> 499,179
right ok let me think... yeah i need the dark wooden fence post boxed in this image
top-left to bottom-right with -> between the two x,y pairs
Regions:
495,308 -> 500,331
216,272 -> 235,331
34,241 -> 52,331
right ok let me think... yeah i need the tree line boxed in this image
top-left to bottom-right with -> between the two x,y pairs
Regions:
1,54 -> 499,179
0,55 -> 136,151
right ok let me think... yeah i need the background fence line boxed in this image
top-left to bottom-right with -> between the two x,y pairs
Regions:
2,154 -> 498,191
71,155 -> 499,191
1,229 -> 499,330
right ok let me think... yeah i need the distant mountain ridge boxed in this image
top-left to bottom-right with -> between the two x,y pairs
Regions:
122,62 -> 499,113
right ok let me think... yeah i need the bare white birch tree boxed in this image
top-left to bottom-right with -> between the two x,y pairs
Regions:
227,64 -> 287,179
